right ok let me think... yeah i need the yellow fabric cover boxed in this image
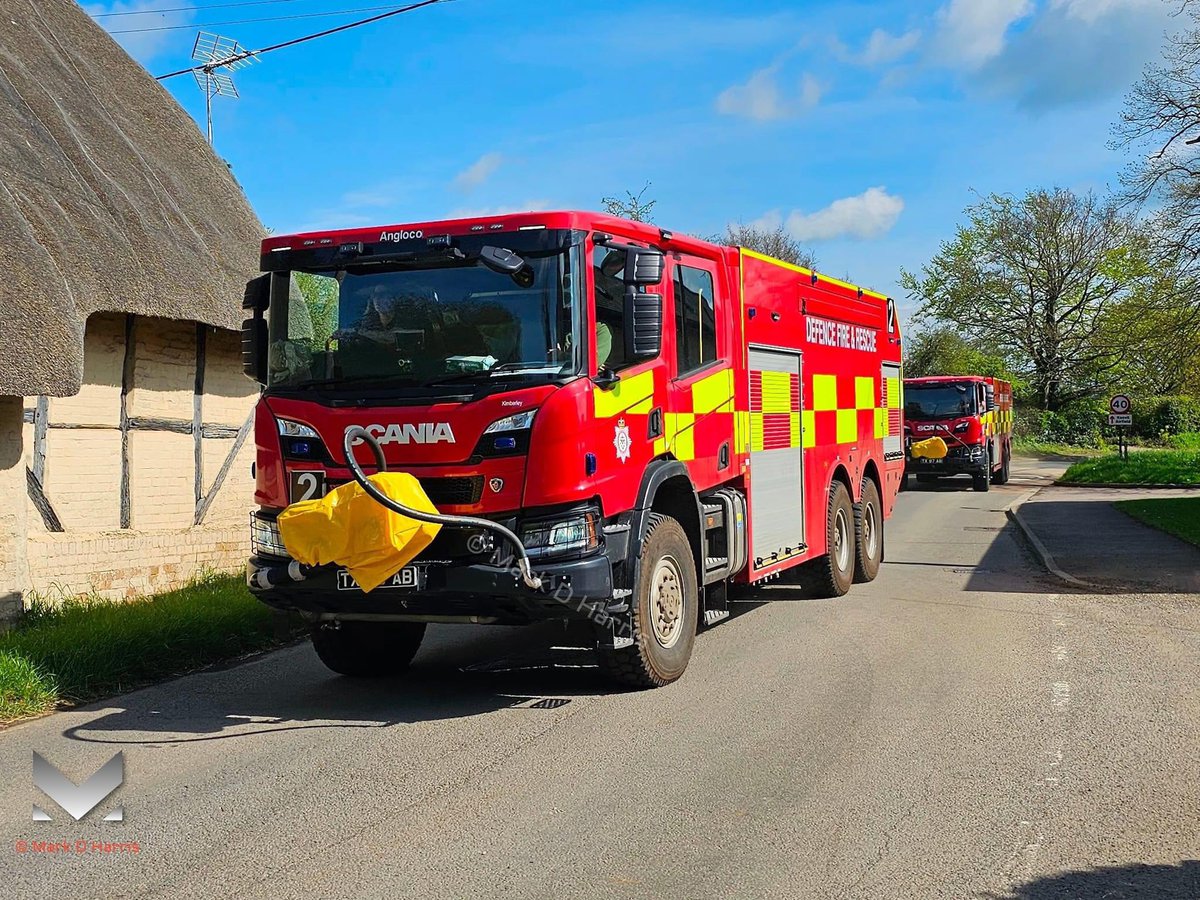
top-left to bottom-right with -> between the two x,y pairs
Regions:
910,437 -> 948,460
277,473 -> 442,593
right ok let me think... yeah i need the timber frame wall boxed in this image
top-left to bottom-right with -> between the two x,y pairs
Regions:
21,312 -> 258,600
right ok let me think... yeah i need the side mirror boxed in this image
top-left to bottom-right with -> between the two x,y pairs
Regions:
242,318 -> 268,384
242,275 -> 271,384
626,248 -> 664,286
985,385 -> 996,412
623,288 -> 662,360
243,274 -> 270,313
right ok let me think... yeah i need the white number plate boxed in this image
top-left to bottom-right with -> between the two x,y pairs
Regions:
336,567 -> 420,591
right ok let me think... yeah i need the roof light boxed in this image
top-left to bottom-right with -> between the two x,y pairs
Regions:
519,225 -> 546,231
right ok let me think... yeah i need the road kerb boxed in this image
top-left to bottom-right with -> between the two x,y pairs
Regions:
1006,496 -> 1098,590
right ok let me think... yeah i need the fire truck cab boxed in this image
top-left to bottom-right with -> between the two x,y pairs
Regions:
902,375 -> 1014,491
242,211 -> 905,687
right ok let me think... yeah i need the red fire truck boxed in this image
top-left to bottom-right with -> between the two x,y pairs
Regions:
242,211 -> 906,687
902,375 -> 1014,491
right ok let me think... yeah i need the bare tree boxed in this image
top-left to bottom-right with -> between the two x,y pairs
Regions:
1115,2 -> 1200,262
711,222 -> 817,270
601,182 -> 656,223
902,189 -> 1149,410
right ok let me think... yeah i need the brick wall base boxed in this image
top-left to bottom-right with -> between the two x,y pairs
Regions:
28,527 -> 249,602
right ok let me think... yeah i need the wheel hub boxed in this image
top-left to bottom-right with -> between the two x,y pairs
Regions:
650,555 -> 685,649
834,507 -> 851,571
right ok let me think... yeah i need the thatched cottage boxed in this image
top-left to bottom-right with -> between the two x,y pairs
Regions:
0,0 -> 264,615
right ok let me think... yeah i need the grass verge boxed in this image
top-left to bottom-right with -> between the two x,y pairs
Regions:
1114,497 -> 1200,548
0,574 -> 299,724
1012,439 -> 1108,459
1059,449 -> 1200,485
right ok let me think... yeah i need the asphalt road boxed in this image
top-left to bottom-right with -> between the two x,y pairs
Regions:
4,459 -> 1200,899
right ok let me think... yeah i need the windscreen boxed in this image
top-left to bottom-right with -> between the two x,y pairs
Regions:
904,383 -> 979,420
267,233 -> 582,392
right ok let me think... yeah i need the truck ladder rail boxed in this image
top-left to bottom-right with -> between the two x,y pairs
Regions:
341,425 -> 543,591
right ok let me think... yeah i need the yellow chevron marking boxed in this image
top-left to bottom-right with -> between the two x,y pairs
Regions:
811,374 -> 838,412
593,369 -> 655,419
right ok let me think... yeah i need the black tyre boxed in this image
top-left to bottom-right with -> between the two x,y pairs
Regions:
972,453 -> 992,492
853,478 -> 883,583
597,514 -> 698,688
310,620 -> 426,677
992,445 -> 1011,485
812,481 -> 856,598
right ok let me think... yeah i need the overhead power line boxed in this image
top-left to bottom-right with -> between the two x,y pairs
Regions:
154,0 -> 448,80
113,2 -> 427,34
94,0 -> 301,19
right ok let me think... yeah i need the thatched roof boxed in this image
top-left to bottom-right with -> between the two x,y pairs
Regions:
0,0 -> 264,397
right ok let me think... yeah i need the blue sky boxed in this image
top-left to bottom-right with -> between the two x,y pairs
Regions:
86,0 -> 1177,316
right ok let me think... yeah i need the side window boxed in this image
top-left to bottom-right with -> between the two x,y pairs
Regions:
592,246 -> 633,371
673,264 -> 717,376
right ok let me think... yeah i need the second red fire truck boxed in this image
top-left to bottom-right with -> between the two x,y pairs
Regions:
903,375 -> 1014,491
242,210 -> 906,687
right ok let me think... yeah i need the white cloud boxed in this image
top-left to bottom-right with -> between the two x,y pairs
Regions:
453,153 -> 504,191
780,187 -> 905,242
932,0 -> 1034,69
716,66 -> 825,121
1050,0 -> 1161,25
85,1 -> 196,62
448,200 -> 551,219
852,28 -> 923,66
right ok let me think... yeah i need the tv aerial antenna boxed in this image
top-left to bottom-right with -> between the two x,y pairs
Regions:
190,32 -> 258,146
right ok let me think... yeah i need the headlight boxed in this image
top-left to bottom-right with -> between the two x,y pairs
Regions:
953,421 -> 969,433
483,410 -> 536,433
250,513 -> 289,558
521,508 -> 599,558
278,418 -> 319,438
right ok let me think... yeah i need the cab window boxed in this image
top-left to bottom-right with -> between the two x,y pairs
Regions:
592,246 -> 633,371
673,264 -> 716,376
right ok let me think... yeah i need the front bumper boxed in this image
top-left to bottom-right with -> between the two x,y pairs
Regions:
906,443 -> 988,476
248,550 -> 616,625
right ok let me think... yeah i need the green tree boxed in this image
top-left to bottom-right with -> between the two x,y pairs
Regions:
903,326 -> 1016,382
293,272 -> 339,348
901,189 -> 1147,410
601,182 -> 656,223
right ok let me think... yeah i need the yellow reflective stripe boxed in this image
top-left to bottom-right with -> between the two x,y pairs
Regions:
735,410 -> 750,454
750,413 -> 764,452
855,376 -> 875,410
665,412 -> 696,461
836,409 -> 858,445
628,397 -> 654,415
692,367 -> 734,415
759,370 -> 793,413
740,248 -> 886,300
802,410 -> 816,449
886,376 -> 902,409
790,412 -> 800,447
593,369 -> 654,419
812,374 -> 838,411
875,407 -> 887,439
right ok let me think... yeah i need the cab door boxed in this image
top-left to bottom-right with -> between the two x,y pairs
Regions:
664,254 -> 735,492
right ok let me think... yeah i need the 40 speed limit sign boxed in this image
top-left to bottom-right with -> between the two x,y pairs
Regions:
1109,394 -> 1132,426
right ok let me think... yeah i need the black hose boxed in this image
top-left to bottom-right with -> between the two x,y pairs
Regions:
341,426 -> 542,591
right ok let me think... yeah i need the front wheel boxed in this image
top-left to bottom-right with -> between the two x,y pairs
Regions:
597,514 -> 698,688
812,481 -> 856,598
973,453 -> 992,492
854,478 -> 883,583
992,446 -> 1011,485
311,620 -> 426,677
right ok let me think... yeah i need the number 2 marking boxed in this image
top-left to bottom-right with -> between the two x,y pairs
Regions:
296,472 -> 320,501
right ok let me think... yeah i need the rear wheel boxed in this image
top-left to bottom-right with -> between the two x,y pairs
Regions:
853,478 -> 883,583
311,620 -> 426,677
992,445 -> 1011,484
812,481 -> 856,598
597,514 -> 698,688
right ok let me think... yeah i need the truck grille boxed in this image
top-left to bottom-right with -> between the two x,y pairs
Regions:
420,475 -> 484,506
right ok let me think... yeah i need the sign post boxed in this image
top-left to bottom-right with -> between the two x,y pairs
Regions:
1108,394 -> 1132,460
